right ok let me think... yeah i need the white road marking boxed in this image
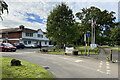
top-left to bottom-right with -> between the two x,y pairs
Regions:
100,63 -> 103,65
63,58 -> 68,59
97,69 -> 100,71
99,65 -> 102,68
106,66 -> 110,69
75,60 -> 83,63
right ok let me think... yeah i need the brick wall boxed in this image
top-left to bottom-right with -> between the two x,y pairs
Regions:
8,40 -> 19,44
2,33 -> 5,39
8,32 -> 22,39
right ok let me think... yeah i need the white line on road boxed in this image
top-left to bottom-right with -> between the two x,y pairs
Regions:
75,60 -> 83,63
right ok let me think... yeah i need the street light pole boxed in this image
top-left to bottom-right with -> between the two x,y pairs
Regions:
91,19 -> 94,44
88,36 -> 90,56
84,32 -> 87,56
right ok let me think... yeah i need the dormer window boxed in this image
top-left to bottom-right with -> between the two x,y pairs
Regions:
38,34 -> 43,38
26,33 -> 33,37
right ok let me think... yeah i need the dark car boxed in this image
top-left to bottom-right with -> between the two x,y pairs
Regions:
13,43 -> 25,49
108,43 -> 114,47
0,43 -> 16,52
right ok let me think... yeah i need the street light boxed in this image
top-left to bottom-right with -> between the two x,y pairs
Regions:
86,31 -> 90,56
84,31 -> 90,56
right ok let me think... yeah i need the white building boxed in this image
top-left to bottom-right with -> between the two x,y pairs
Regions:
0,25 -> 53,47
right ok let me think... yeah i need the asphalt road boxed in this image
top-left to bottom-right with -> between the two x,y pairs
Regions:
1,48 -> 118,78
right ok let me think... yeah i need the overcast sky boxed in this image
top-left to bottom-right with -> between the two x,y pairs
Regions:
0,0 -> 119,31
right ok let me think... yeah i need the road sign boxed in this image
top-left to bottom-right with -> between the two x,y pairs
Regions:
87,33 -> 90,37
65,47 -> 74,53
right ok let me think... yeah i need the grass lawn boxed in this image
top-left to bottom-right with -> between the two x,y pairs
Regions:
104,46 -> 120,51
37,46 -> 100,55
1,57 -> 53,78
77,46 -> 98,50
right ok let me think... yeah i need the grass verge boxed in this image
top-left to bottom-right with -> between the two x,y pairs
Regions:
103,46 -> 120,51
1,57 -> 53,78
36,46 -> 100,55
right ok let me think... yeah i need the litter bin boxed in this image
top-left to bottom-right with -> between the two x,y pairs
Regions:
72,50 -> 78,55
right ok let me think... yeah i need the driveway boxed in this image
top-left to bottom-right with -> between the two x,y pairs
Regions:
1,48 -> 118,78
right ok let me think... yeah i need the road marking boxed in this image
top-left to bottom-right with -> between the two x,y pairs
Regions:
99,65 -> 102,68
75,60 -> 83,63
63,58 -> 68,59
97,69 -> 100,71
100,62 -> 103,65
106,66 -> 110,69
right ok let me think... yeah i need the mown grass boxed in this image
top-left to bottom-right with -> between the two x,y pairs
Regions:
36,46 -> 100,55
103,46 -> 120,51
1,57 -> 53,79
77,46 -> 98,50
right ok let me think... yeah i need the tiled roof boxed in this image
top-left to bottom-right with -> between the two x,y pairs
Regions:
0,27 -> 47,34
0,28 -> 22,33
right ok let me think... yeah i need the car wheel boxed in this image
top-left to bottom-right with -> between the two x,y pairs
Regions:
13,50 -> 16,52
4,49 -> 8,52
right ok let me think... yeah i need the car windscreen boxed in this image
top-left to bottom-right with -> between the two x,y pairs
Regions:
4,43 -> 14,47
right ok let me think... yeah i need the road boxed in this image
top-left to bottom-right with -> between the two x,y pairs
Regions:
1,48 -> 118,78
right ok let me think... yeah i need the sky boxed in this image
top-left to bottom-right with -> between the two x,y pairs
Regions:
0,0 -> 119,32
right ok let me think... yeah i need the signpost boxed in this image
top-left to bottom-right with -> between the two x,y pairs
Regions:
65,47 -> 74,53
84,33 -> 87,56
87,33 -> 90,56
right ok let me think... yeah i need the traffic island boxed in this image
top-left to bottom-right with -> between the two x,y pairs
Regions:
1,57 -> 53,78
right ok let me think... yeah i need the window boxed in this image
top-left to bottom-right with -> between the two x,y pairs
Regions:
45,41 -> 47,45
28,41 -> 31,44
26,33 -> 33,37
38,34 -> 43,38
24,41 -> 27,45
0,34 -> 2,38
5,33 -> 8,38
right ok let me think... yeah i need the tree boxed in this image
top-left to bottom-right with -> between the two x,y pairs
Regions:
76,6 -> 116,44
0,0 -> 8,20
109,27 -> 120,45
46,3 -> 78,46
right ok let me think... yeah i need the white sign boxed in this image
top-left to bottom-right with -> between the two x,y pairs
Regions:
0,35 -> 2,38
84,34 -> 86,41
65,47 -> 74,53
90,44 -> 97,49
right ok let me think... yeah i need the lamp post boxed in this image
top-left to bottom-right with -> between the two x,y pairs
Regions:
86,31 -> 90,56
84,32 -> 87,56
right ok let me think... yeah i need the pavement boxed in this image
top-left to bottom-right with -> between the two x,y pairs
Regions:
1,48 -> 118,78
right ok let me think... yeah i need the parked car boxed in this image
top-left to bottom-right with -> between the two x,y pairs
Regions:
13,43 -> 25,49
108,43 -> 114,47
0,43 -> 16,52
25,43 -> 38,48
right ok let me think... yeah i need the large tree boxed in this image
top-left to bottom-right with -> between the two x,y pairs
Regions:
0,0 -> 8,20
109,26 -> 120,45
46,3 -> 78,45
76,6 -> 116,44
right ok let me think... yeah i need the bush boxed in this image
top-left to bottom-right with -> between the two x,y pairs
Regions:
66,44 -> 76,48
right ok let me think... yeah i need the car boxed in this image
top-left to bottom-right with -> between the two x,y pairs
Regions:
13,43 -> 25,49
108,43 -> 114,47
0,43 -> 16,52
25,43 -> 38,48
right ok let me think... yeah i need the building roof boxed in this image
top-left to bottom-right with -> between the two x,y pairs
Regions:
0,28 -> 22,33
0,26 -> 47,34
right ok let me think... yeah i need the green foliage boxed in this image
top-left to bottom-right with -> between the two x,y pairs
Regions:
109,27 -> 120,45
0,0 -> 8,20
46,3 -> 78,45
1,57 -> 53,78
76,6 -> 116,44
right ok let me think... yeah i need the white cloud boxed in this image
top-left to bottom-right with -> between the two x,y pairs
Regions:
1,0 -> 119,32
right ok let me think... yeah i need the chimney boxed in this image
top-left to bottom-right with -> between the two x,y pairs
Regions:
19,25 -> 24,30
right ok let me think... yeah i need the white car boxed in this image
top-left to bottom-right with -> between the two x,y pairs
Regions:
25,43 -> 38,48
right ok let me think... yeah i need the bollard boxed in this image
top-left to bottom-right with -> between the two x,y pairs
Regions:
110,50 -> 112,61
